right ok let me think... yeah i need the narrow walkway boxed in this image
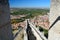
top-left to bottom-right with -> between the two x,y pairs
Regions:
24,20 -> 47,40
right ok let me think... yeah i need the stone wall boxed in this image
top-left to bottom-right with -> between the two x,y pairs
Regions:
0,0 -> 13,40
49,0 -> 60,26
49,0 -> 60,40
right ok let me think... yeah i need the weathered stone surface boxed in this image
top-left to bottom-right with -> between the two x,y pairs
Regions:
14,29 -> 24,40
49,21 -> 60,40
0,0 -> 10,26
49,0 -> 60,26
49,0 -> 60,40
0,0 -> 13,40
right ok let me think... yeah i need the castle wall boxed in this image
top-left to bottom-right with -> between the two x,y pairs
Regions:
0,0 -> 13,40
49,0 -> 60,40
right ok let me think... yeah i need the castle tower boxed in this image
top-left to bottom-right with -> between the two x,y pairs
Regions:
49,0 -> 60,40
0,0 -> 13,40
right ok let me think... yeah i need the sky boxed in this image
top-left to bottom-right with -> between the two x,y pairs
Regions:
9,0 -> 50,8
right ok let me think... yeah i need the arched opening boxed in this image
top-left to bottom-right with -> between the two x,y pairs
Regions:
9,0 -> 50,40
0,0 -> 50,40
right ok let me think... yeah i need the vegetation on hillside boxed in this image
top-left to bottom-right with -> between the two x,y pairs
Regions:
11,17 -> 25,24
10,8 -> 49,24
10,8 -> 49,16
39,26 -> 48,38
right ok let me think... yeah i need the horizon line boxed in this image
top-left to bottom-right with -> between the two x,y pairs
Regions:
10,6 -> 50,8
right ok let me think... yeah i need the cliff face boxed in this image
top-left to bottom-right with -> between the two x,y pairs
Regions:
0,0 -> 13,40
49,0 -> 60,40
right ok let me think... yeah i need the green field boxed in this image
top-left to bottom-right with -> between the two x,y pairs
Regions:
10,8 -> 49,16
10,8 -> 49,23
